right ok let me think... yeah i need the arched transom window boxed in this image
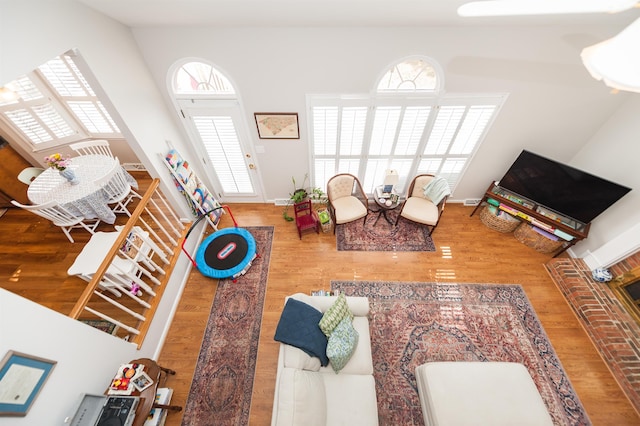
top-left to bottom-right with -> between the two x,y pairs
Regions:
377,58 -> 439,93
174,62 -> 235,96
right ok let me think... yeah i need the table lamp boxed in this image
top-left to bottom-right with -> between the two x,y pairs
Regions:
383,169 -> 399,193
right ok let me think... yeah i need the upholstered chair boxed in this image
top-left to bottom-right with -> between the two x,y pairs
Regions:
395,174 -> 449,236
326,173 -> 369,233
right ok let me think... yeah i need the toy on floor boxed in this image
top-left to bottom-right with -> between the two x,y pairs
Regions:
181,205 -> 258,281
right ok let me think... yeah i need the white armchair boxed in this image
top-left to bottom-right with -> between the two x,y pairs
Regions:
395,174 -> 449,235
327,173 -> 369,233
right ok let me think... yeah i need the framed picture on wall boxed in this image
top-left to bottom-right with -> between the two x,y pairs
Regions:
254,112 -> 300,139
0,351 -> 57,416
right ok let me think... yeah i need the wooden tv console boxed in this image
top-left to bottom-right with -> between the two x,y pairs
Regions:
470,182 -> 590,257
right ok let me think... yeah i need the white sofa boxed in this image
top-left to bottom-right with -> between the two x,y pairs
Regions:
271,293 -> 379,426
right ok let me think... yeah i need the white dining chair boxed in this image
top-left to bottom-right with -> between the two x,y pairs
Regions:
67,226 -> 168,297
10,199 -> 100,243
95,157 -> 141,216
17,167 -> 45,185
69,139 -> 114,158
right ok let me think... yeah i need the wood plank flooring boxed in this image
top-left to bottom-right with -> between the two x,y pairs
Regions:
1,176 -> 637,425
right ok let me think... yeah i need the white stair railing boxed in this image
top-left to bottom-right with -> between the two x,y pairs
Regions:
69,178 -> 190,347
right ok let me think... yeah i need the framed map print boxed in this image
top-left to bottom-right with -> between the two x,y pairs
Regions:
254,112 -> 300,139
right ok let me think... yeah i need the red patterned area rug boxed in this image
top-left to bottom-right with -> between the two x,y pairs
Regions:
336,209 -> 435,252
332,281 -> 591,426
182,226 -> 273,426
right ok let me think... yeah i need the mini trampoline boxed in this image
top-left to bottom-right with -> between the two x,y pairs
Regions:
181,206 -> 257,280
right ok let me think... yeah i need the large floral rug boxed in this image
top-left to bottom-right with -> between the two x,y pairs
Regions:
332,280 -> 590,426
182,226 -> 273,426
336,210 -> 435,252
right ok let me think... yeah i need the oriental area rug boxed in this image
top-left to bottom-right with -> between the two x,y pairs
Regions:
332,280 -> 591,426
336,210 -> 436,252
182,226 -> 273,426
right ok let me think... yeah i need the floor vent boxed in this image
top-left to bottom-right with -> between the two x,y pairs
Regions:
274,198 -> 292,206
122,163 -> 146,171
463,198 -> 482,206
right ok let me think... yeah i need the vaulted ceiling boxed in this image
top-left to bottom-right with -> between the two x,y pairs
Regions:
75,0 -> 638,29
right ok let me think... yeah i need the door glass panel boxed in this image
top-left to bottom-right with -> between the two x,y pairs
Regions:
192,115 -> 253,194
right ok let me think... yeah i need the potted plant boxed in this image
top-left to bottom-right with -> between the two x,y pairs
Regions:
282,173 -> 326,222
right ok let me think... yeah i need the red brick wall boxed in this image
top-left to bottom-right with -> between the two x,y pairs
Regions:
609,250 -> 640,277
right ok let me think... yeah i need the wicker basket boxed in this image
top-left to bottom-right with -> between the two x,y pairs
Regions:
316,208 -> 333,233
480,206 -> 520,233
513,223 -> 564,254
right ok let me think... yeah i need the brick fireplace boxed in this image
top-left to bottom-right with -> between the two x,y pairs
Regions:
545,251 -> 640,413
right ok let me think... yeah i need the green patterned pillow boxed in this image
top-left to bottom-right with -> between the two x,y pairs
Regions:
319,293 -> 354,337
326,317 -> 359,373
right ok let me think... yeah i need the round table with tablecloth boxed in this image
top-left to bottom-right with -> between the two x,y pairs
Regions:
27,154 -> 137,224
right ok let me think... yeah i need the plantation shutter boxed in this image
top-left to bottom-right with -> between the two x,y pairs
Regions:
193,115 -> 253,194
39,55 -> 120,135
310,97 -> 504,195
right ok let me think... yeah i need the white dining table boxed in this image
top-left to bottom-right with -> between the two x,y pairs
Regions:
27,154 -> 138,225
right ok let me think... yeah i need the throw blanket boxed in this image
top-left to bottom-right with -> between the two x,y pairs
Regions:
423,176 -> 451,204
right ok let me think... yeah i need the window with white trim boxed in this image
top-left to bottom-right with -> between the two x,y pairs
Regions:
0,53 -> 121,151
310,57 -> 506,196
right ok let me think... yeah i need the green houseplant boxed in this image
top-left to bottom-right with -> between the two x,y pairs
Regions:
282,174 -> 327,221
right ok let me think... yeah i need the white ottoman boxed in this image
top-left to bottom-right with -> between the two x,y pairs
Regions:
415,362 -> 553,426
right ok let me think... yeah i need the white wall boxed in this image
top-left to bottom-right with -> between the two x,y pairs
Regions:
0,289 -> 137,424
569,96 -> 640,260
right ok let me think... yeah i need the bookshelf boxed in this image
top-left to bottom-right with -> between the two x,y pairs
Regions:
471,182 -> 590,257
161,149 -> 223,230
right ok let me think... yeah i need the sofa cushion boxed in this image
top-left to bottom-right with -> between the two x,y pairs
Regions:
322,373 -> 379,425
319,293 -> 354,337
274,368 -> 327,426
282,344 -> 321,371
400,197 -> 439,226
326,317 -> 359,373
291,293 -> 370,317
274,298 -> 329,366
332,196 -> 368,224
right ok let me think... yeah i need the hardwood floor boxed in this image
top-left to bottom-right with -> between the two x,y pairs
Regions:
1,178 -> 638,425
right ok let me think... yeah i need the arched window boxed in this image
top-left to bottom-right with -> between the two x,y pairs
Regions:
309,56 -> 505,194
174,61 -> 235,95
376,57 -> 440,93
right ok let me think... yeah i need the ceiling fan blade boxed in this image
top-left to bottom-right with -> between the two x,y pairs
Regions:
458,0 -> 638,17
581,17 -> 640,93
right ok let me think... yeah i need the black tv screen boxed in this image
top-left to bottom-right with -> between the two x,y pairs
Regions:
498,150 -> 631,224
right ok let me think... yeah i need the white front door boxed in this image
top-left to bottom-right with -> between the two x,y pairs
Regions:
179,100 -> 263,202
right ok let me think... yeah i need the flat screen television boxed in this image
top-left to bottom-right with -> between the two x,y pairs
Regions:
498,150 -> 631,224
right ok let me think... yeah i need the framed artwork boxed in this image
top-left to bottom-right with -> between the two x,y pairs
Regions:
254,112 -> 300,139
0,351 -> 57,416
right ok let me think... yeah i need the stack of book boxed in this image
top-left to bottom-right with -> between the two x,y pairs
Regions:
375,185 -> 394,200
143,388 -> 173,426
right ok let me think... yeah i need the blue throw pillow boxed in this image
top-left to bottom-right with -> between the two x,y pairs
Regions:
274,298 -> 329,366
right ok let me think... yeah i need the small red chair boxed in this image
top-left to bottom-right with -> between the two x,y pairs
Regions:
294,200 -> 319,239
